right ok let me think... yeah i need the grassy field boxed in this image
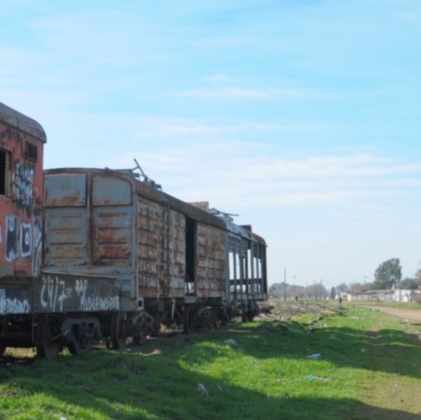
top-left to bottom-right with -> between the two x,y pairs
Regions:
354,301 -> 421,310
1,305 -> 421,419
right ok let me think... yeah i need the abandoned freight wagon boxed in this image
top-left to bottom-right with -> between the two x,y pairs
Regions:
0,101 -> 268,358
42,168 -> 268,345
0,103 -> 46,354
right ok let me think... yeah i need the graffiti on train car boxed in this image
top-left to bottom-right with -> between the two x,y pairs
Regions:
14,162 -> 35,209
39,274 -> 120,313
5,215 -> 18,262
31,216 -> 43,276
0,289 -> 31,314
3,214 -> 42,272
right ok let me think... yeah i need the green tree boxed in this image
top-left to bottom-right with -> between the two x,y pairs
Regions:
415,269 -> 421,287
336,283 -> 349,293
374,258 -> 402,289
400,278 -> 418,290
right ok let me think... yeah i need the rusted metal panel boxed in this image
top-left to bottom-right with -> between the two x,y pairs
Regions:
93,206 -> 133,266
195,223 -> 226,299
44,207 -> 89,267
136,182 -> 226,230
137,197 -> 186,299
45,174 -> 86,207
45,168 -> 226,229
92,175 -> 131,206
0,103 -> 45,282
167,209 -> 186,297
42,169 -> 138,311
34,273 -> 120,313
137,197 -> 164,298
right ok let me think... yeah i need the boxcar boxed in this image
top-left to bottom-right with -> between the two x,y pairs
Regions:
42,169 -> 268,348
0,103 -> 46,354
0,102 -> 268,358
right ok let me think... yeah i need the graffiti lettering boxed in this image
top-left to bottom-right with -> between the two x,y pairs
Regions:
40,275 -> 71,312
20,223 -> 32,257
75,278 -> 88,308
31,216 -> 42,276
82,296 -> 120,311
40,275 -> 120,312
5,215 -> 18,262
3,215 -> 42,273
14,163 -> 34,209
0,289 -> 31,314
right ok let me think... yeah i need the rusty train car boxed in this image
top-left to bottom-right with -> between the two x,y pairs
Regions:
0,103 -> 268,358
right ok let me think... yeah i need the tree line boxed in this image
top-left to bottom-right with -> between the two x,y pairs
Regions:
269,258 -> 421,300
337,258 -> 421,296
269,282 -> 329,300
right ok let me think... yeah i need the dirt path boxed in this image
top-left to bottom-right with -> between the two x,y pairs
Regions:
369,306 -> 421,323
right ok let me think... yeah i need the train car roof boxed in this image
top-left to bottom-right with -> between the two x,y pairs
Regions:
45,168 -> 268,243
44,167 -> 227,230
0,102 -> 47,142
218,217 -> 267,246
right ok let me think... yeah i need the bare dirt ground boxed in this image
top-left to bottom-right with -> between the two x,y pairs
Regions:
369,306 -> 421,324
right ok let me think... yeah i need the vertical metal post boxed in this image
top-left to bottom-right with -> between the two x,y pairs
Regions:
250,244 -> 256,298
244,248 -> 250,299
283,267 -> 287,302
233,250 -> 238,302
262,246 -> 268,295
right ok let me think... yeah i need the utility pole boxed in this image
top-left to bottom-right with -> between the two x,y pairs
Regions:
283,267 -> 287,302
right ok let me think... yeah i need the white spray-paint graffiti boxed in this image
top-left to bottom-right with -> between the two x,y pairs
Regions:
40,275 -> 71,313
0,289 -> 31,315
5,215 -> 18,262
31,216 -> 42,276
14,163 -> 34,209
40,275 -> 120,312
20,223 -> 32,258
3,215 -> 42,274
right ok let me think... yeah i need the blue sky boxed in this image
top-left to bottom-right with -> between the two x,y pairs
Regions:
2,0 -> 421,287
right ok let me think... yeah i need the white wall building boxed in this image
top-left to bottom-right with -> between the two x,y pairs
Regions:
347,289 -> 419,303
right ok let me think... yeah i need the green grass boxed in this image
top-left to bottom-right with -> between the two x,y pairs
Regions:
356,301 -> 421,310
1,306 -> 421,419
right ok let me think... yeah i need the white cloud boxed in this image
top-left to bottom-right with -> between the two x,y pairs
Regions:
112,141 -> 421,211
177,87 -> 322,101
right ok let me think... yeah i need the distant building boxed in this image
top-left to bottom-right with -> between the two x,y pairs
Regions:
347,288 -> 419,303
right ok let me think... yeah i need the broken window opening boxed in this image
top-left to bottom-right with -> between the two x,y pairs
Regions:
229,252 -> 235,281
24,142 -> 38,162
0,150 -> 9,196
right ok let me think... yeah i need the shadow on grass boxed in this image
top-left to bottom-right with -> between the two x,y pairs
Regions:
0,348 -> 420,420
1,310 -> 421,419
201,320 -> 421,380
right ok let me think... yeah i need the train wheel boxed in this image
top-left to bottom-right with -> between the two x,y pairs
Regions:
110,313 -> 127,350
37,341 -> 61,360
196,307 -> 217,330
36,317 -> 61,360
132,311 -> 155,345
152,314 -> 161,337
66,330 -> 82,355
